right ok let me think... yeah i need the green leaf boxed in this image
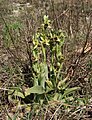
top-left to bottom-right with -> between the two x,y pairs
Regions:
57,77 -> 68,90
14,91 -> 25,99
12,22 -> 21,30
44,15 -> 48,24
46,80 -> 53,88
62,87 -> 80,98
25,85 -> 45,96
46,87 -> 53,93
53,93 -> 59,101
39,63 -> 48,88
8,87 -> 21,92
